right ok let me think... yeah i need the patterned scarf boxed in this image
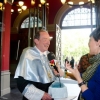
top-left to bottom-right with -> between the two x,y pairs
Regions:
79,54 -> 100,100
82,53 -> 100,82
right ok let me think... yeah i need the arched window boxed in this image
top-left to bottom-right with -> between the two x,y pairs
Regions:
21,16 -> 42,28
61,7 -> 96,29
61,7 -> 96,62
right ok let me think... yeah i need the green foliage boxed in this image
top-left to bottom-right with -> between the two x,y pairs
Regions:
62,29 -> 90,62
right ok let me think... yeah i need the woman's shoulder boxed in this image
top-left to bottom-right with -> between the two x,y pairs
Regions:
94,64 -> 100,77
95,64 -> 100,70
97,64 -> 100,71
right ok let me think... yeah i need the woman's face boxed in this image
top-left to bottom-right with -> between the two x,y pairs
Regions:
88,36 -> 99,55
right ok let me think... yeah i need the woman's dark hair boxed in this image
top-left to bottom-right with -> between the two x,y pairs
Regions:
90,27 -> 100,41
34,29 -> 48,40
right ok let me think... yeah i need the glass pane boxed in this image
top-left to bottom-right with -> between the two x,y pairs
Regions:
21,17 -> 42,28
62,7 -> 96,27
61,28 -> 96,63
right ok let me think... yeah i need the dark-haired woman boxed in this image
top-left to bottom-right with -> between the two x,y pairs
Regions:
66,27 -> 100,100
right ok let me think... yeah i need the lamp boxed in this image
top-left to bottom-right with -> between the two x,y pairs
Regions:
38,4 -> 42,7
46,3 -> 49,6
0,2 -> 3,11
68,1 -> 73,7
31,0 -> 35,6
61,0 -> 66,4
11,9 -> 14,14
88,0 -> 95,3
40,0 -> 46,5
18,8 -> 21,12
61,0 -> 94,5
21,5 -> 27,10
17,1 -> 27,13
11,9 -> 14,12
30,0 -> 47,6
18,1 -> 24,6
68,1 -> 73,5
79,1 -> 84,5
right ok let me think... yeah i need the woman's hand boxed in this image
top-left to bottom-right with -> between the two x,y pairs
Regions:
65,63 -> 81,81
66,63 -> 88,92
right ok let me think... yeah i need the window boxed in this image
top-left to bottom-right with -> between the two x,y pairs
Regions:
61,7 -> 96,28
21,16 -> 42,28
61,7 -> 96,63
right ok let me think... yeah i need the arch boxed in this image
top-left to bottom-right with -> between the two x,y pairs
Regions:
61,7 -> 96,29
21,16 -> 42,28
13,9 -> 30,32
54,3 -> 94,28
54,4 -> 70,25
13,8 -> 42,33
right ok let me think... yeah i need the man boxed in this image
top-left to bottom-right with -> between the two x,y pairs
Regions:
14,29 -> 63,100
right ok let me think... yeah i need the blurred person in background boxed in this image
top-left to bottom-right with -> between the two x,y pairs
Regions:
70,56 -> 75,68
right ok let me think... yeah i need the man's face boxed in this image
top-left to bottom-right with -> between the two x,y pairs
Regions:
35,31 -> 50,52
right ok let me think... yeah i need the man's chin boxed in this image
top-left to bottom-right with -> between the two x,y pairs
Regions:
45,48 -> 48,51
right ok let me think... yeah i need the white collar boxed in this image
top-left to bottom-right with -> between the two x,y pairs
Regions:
35,46 -> 48,56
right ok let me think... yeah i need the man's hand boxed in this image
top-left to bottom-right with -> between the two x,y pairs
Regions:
54,62 -> 64,77
42,92 -> 52,100
53,69 -> 60,76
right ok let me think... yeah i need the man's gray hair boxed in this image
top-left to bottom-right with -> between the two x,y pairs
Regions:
34,29 -> 48,40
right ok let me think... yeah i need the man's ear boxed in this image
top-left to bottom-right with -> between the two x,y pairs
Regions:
34,39 -> 39,44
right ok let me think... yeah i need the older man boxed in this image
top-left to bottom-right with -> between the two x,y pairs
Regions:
14,29 -> 63,100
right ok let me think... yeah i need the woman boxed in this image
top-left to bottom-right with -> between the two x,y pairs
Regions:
66,27 -> 100,100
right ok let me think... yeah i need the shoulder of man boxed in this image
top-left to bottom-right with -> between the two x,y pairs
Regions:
21,47 -> 40,60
